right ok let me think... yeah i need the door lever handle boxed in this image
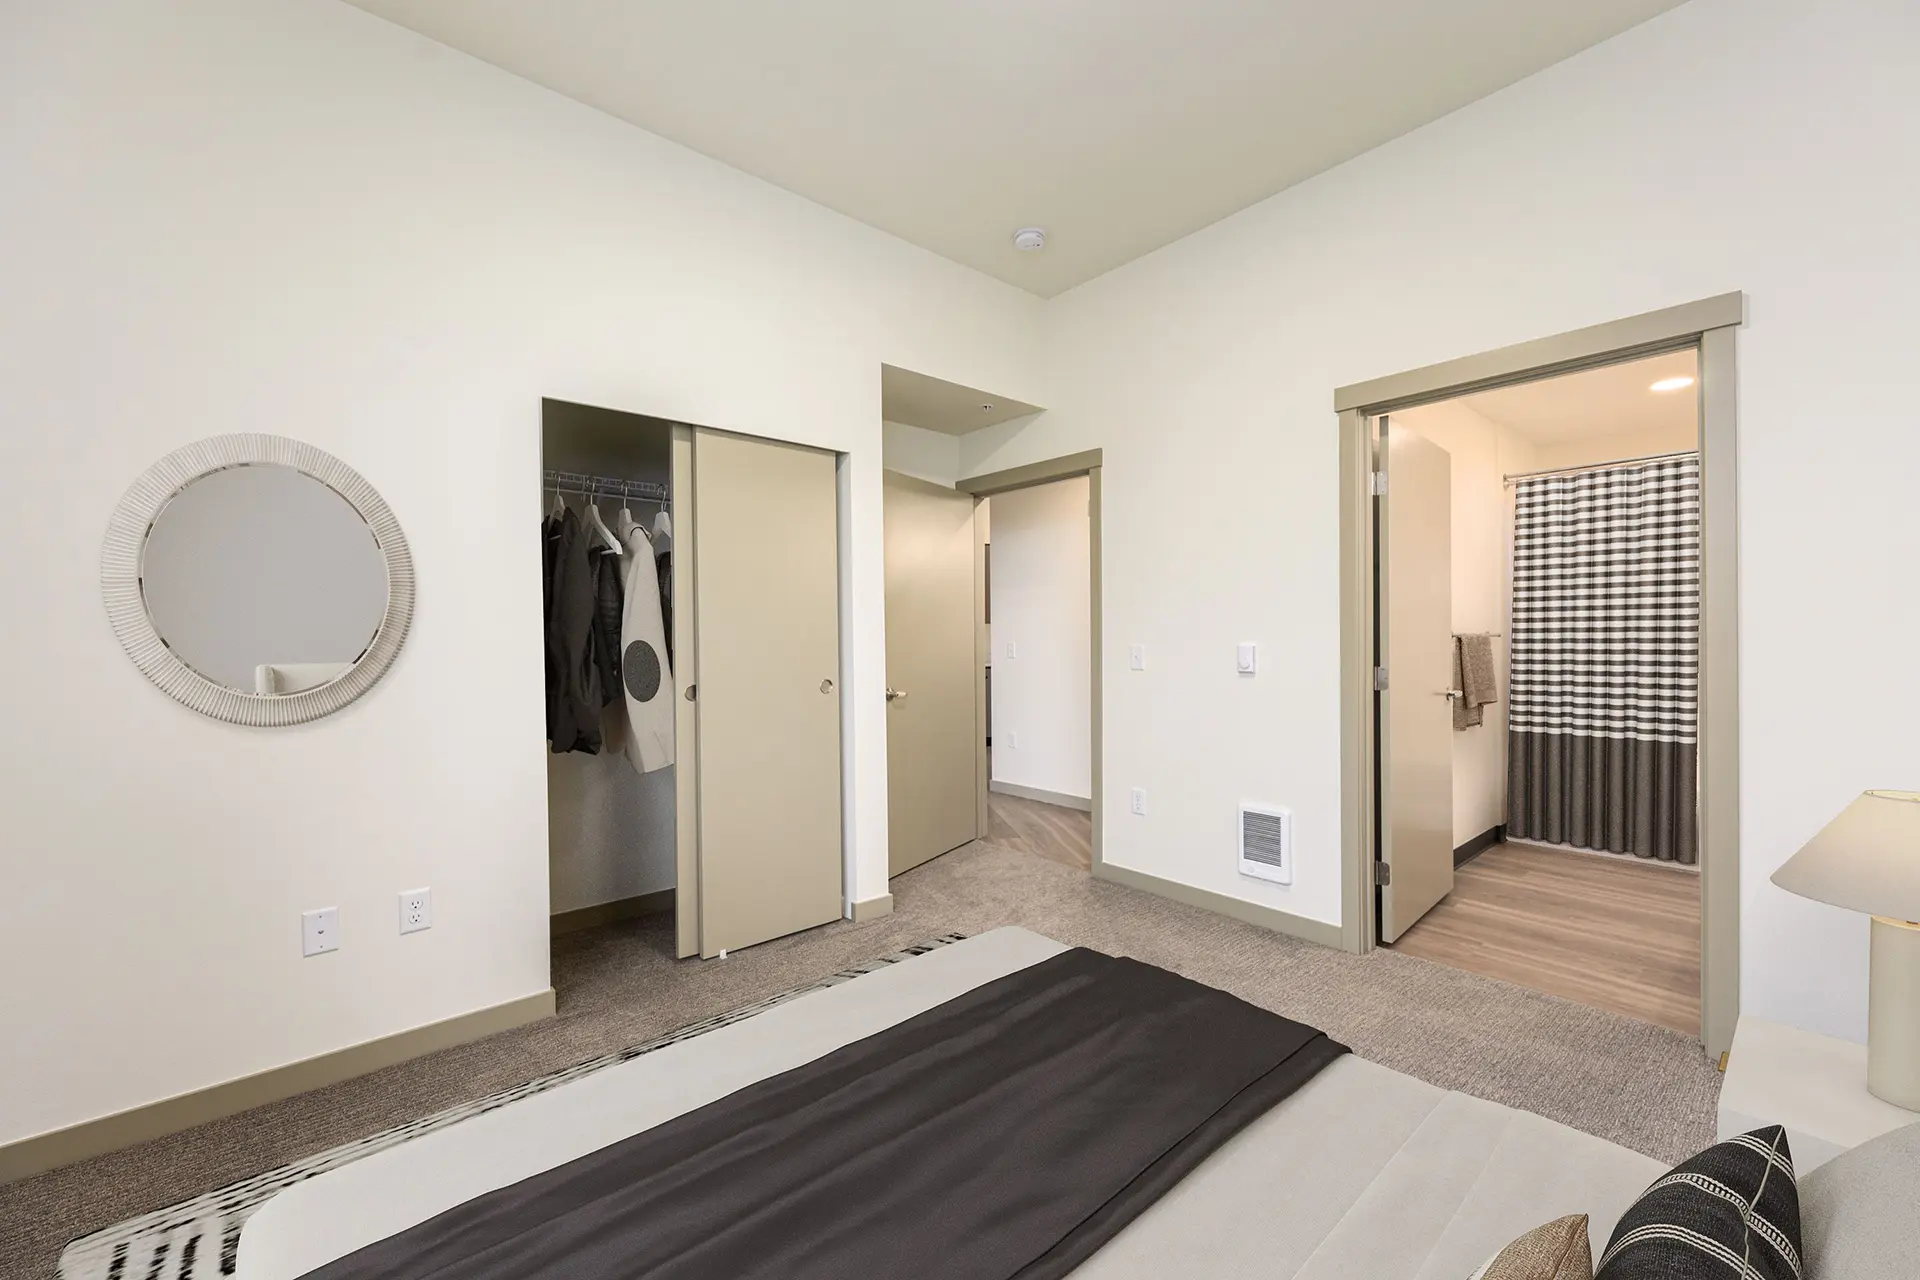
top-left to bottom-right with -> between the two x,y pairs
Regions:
885,687 -> 908,702
1437,689 -> 1464,700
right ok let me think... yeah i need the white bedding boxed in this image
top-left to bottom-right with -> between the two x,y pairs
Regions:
240,927 -> 1663,1279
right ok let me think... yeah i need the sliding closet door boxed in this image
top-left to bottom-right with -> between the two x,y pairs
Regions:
692,429 -> 843,956
672,426 -> 699,959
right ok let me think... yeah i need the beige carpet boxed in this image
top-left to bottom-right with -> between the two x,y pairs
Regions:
0,840 -> 1719,1280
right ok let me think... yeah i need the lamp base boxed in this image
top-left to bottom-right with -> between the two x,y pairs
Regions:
1869,916 -> 1920,1111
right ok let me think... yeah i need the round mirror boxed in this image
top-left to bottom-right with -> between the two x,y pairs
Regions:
141,465 -> 388,694
102,436 -> 414,725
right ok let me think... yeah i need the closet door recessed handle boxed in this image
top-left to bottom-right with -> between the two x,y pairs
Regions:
820,678 -> 835,695
684,684 -> 696,702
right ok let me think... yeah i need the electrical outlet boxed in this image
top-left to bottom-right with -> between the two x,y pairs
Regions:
302,907 -> 340,957
1129,644 -> 1146,671
1130,787 -> 1147,816
399,888 -> 433,935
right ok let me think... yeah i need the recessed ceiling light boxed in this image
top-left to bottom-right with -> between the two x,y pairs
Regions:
1012,227 -> 1047,252
1650,376 -> 1696,393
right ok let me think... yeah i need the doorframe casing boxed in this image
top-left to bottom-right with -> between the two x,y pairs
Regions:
1335,292 -> 1745,1059
957,450 -> 1104,871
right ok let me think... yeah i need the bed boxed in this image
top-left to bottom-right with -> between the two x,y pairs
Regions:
238,927 -> 1665,1279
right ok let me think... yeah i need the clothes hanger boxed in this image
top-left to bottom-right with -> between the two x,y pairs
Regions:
582,485 -> 624,556
651,500 -> 672,546
548,487 -> 565,519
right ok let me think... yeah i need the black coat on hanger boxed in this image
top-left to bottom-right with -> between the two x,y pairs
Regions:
546,508 -> 605,753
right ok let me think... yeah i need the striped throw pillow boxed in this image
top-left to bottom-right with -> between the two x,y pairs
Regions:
1596,1126 -> 1802,1279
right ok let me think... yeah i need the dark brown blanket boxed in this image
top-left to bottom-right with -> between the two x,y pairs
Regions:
301,948 -> 1347,1280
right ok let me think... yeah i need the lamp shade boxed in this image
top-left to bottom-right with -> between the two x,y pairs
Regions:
1772,790 -> 1920,922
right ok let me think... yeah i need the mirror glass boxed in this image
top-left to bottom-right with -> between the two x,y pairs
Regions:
140,464 -> 389,695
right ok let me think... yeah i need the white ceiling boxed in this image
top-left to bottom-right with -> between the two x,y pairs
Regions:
882,366 -> 1043,437
342,0 -> 1686,297
1459,350 -> 1698,445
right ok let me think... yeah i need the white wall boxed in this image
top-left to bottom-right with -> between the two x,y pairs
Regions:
881,421 -> 962,487
989,478 -> 1093,802
0,0 -> 1041,1148
1528,420 -> 1698,472
967,0 -> 1920,1042
1392,401 -> 1534,847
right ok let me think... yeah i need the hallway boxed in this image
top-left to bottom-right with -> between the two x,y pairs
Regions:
986,791 -> 1092,871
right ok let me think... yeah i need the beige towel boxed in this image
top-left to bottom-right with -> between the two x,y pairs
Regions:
1451,638 -> 1479,730
1452,633 -> 1499,730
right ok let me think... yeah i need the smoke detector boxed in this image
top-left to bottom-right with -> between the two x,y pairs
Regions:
1012,227 -> 1047,252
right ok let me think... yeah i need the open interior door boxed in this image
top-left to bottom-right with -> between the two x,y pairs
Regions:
1379,417 -> 1455,943
883,471 -> 982,875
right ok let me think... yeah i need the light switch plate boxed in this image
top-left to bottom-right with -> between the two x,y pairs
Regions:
1006,639 -> 1017,660
1129,644 -> 1146,671
302,907 -> 340,957
1237,642 -> 1259,675
399,888 -> 433,935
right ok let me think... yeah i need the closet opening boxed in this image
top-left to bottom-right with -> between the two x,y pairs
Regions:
542,398 -> 850,990
543,400 -> 682,972
1373,350 -> 1704,1037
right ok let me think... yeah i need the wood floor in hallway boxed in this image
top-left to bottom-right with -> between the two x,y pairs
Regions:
1388,841 -> 1701,1037
987,790 -> 1093,871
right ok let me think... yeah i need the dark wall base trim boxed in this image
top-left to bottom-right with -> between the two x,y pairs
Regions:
1455,825 -> 1506,867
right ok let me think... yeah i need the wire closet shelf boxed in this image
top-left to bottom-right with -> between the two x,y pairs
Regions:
543,469 -> 668,504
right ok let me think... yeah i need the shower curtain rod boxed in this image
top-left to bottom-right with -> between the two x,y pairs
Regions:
1502,448 -> 1698,486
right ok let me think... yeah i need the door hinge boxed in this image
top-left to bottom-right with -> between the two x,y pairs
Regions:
1369,470 -> 1388,496
1373,665 -> 1388,691
1374,860 -> 1392,886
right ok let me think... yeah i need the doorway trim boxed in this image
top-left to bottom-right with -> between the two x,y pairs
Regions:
958,449 -> 1104,871
1335,291 -> 1745,1059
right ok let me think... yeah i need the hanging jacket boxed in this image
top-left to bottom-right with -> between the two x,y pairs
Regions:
620,522 -> 675,773
591,547 -> 624,707
542,512 -> 562,741
546,508 -> 604,753
655,546 -> 672,665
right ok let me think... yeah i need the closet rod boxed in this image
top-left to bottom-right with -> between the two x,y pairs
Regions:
1502,449 -> 1698,486
543,469 -> 668,502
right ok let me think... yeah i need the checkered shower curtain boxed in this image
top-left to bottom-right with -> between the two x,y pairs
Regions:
1507,454 -> 1700,863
